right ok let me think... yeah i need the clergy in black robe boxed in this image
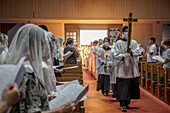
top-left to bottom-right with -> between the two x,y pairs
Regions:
114,26 -> 140,112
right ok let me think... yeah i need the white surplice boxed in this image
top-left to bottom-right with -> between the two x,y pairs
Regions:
114,39 -> 140,78
108,50 -> 116,84
97,48 -> 112,75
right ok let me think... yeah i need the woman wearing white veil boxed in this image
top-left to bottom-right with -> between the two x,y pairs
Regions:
42,31 -> 58,94
0,33 -> 8,63
3,24 -> 74,113
53,37 -> 65,77
56,37 -> 64,64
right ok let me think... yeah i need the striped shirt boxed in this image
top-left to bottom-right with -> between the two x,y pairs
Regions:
64,46 -> 79,64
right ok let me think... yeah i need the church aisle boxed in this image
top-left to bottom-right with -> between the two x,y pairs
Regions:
83,69 -> 170,113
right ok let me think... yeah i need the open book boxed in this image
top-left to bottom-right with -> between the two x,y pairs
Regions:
63,66 -> 79,70
152,56 -> 165,63
53,64 -> 64,69
63,51 -> 73,60
53,65 -> 79,70
49,82 -> 89,110
53,80 -> 80,93
0,57 -> 26,113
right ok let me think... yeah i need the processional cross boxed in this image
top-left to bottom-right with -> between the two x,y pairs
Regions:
123,13 -> 138,53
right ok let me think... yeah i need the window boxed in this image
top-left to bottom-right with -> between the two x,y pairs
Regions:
80,30 -> 107,45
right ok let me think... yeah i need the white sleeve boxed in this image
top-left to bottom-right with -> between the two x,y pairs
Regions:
164,50 -> 170,60
150,45 -> 154,52
114,42 -> 125,66
131,40 -> 140,58
114,42 -> 125,60
96,49 -> 104,69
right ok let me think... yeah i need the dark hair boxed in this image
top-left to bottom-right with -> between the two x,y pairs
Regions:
150,37 -> 156,43
93,40 -> 98,44
122,26 -> 128,33
164,39 -> 170,46
67,38 -> 73,44
39,25 -> 49,31
99,39 -> 103,41
116,38 -> 121,42
110,42 -> 113,45
103,37 -> 110,42
140,44 -> 143,47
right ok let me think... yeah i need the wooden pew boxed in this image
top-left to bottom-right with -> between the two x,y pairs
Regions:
147,63 -> 153,93
139,62 -> 145,87
138,59 -> 170,105
56,77 -> 81,82
61,73 -> 82,77
139,57 -> 147,87
156,65 -> 164,98
148,63 -> 158,94
164,68 -> 170,103
145,63 -> 149,90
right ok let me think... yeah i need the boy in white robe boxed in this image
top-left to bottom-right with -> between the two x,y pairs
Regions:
108,45 -> 117,98
114,26 -> 140,112
97,37 -> 112,96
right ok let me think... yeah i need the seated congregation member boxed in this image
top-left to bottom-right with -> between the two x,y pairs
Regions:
161,40 -> 170,68
139,44 -> 145,56
64,38 -> 79,64
39,25 -> 64,76
114,26 -> 140,112
0,83 -> 20,113
3,24 -> 74,113
0,33 -> 8,63
147,37 -> 157,63
159,41 -> 165,56
139,44 -> 145,60
41,32 -> 58,95
56,37 -> 65,64
53,37 -> 64,77
96,37 -> 112,96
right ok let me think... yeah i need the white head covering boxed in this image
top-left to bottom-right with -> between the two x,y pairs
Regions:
53,38 -> 60,59
43,31 -> 57,94
57,37 -> 63,47
0,33 -> 8,47
0,33 -> 8,63
55,37 -> 63,59
3,24 -> 56,93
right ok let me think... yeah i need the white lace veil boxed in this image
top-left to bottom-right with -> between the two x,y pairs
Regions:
56,37 -> 63,59
3,24 -> 56,93
53,38 -> 60,59
0,33 -> 8,47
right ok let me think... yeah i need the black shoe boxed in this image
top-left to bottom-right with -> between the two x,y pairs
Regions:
126,105 -> 130,109
112,94 -> 116,98
104,92 -> 109,96
102,90 -> 104,95
121,106 -> 127,112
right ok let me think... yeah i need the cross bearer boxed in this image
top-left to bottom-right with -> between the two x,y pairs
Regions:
114,13 -> 140,112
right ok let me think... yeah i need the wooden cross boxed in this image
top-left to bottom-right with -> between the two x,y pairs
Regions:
123,13 -> 138,53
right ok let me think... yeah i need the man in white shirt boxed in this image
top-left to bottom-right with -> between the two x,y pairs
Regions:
147,37 -> 157,62
162,40 -> 170,68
